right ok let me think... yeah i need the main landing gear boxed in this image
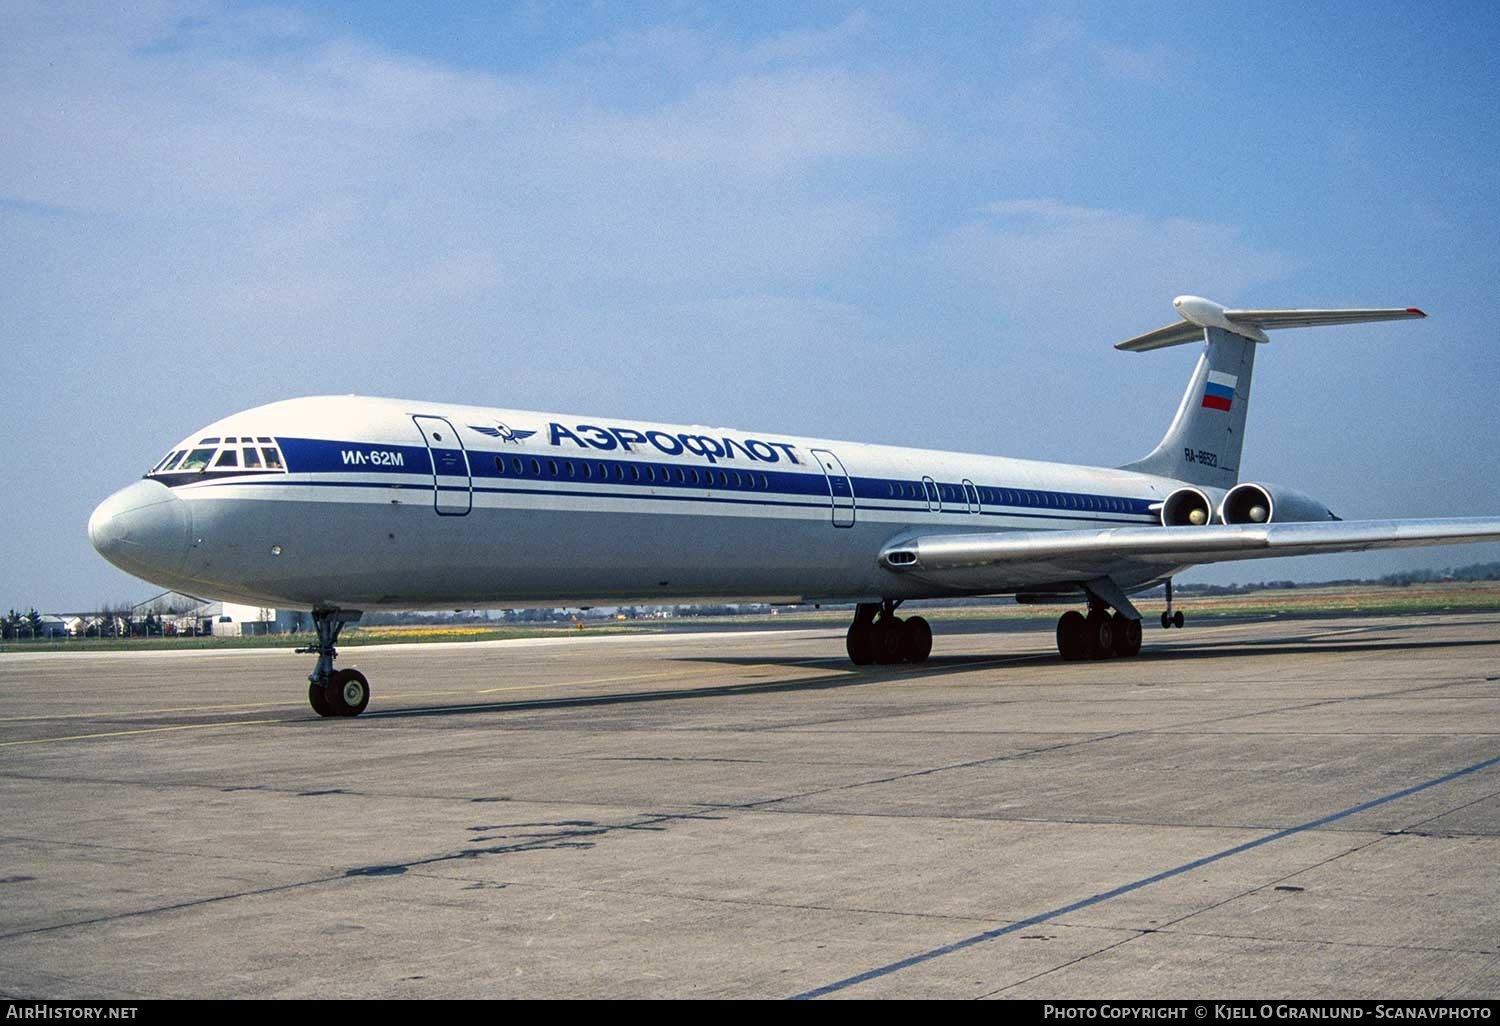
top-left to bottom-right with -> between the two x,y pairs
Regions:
846,600 -> 932,665
1054,577 -> 1145,661
1055,604 -> 1143,660
300,608 -> 370,717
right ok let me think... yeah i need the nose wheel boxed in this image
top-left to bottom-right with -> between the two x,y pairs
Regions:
300,609 -> 371,717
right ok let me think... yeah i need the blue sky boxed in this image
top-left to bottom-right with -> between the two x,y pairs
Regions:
4,1 -> 1499,612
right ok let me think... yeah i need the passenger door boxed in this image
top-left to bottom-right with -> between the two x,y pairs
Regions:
412,415 -> 472,516
811,448 -> 856,528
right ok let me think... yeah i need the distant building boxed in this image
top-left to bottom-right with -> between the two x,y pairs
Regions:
132,594 -> 306,636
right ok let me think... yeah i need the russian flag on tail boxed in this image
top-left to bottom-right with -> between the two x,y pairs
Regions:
1202,370 -> 1237,411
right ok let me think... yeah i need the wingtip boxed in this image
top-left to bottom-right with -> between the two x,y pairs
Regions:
1407,307 -> 1427,318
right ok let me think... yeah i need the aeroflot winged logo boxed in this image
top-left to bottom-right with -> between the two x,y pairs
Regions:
547,422 -> 802,464
468,422 -> 537,444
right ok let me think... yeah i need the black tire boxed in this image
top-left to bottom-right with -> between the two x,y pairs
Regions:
1113,615 -> 1143,657
308,682 -> 334,717
874,617 -> 905,664
1173,610 -> 1185,629
846,622 -> 876,665
1161,611 -> 1172,630
901,616 -> 933,663
1056,610 -> 1088,661
327,668 -> 371,717
1085,609 -> 1114,659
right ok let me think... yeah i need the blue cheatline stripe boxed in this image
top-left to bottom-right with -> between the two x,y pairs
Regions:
245,436 -> 1161,518
160,434 -> 1160,518
789,752 -> 1500,1000
179,476 -> 1158,526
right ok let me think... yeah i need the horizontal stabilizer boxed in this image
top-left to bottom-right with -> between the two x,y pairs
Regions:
1116,295 -> 1425,352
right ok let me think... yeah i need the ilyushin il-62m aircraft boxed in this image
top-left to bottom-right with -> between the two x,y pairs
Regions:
89,297 -> 1500,717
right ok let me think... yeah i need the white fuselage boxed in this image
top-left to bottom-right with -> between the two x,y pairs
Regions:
89,395 -> 1188,611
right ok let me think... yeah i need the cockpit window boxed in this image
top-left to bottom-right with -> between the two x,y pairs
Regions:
180,448 -> 216,471
149,438 -> 285,477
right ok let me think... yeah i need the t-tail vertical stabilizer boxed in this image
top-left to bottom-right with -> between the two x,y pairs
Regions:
1117,295 -> 1426,489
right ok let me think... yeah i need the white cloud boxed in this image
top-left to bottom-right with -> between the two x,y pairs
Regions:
741,10 -> 871,67
935,198 -> 1293,327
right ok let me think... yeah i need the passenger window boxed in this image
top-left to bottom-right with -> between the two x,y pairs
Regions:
244,448 -> 263,469
597,462 -> 607,479
760,473 -> 769,489
581,462 -> 591,479
547,460 -> 558,476
690,469 -> 700,485
676,467 -> 686,483
215,449 -> 238,468
494,456 -> 504,473
565,461 -> 575,478
261,448 -> 284,470
631,465 -> 641,482
530,458 -> 541,475
512,457 -> 523,474
614,465 -> 624,480
181,448 -> 216,471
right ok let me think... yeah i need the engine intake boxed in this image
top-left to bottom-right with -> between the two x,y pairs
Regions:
1219,482 -> 1337,524
1161,487 -> 1214,526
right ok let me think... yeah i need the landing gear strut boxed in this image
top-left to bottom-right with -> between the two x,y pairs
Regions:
846,600 -> 932,665
299,609 -> 370,717
1160,578 -> 1186,630
1055,579 -> 1144,661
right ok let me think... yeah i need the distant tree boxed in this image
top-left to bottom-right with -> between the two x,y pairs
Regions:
1,609 -> 17,640
24,609 -> 42,639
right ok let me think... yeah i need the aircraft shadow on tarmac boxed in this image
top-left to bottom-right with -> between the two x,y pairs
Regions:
358,630 -> 1496,722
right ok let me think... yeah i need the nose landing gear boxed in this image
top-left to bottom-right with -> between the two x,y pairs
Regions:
300,609 -> 370,717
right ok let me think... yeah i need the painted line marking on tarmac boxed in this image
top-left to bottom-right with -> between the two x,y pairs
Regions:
0,666 -> 795,723
0,719 -> 285,748
790,751 -> 1500,999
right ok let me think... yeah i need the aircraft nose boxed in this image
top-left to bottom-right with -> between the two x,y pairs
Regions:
88,480 -> 193,578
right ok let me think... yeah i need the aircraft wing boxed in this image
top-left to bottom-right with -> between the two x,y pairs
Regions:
878,518 -> 1500,589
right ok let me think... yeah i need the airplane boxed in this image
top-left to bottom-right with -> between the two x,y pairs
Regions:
88,296 -> 1500,718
